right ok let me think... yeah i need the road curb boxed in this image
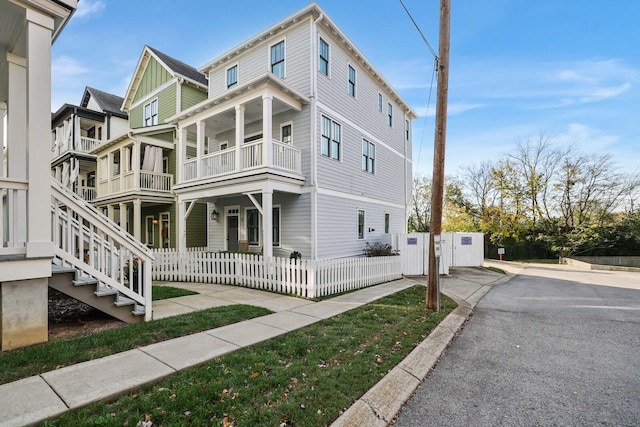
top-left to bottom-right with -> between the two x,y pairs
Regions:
331,272 -> 517,427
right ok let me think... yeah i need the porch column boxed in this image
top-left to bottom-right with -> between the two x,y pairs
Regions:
196,120 -> 205,178
133,199 -> 142,241
74,113 -> 80,151
177,127 -> 187,183
262,95 -> 273,168
235,105 -> 245,171
108,151 -> 114,193
262,189 -> 273,258
0,103 -> 5,177
7,53 -> 27,246
107,204 -> 115,222
177,200 -> 187,251
119,202 -> 128,233
132,141 -> 140,191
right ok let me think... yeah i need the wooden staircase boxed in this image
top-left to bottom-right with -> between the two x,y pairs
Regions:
50,178 -> 154,323
49,264 -> 145,323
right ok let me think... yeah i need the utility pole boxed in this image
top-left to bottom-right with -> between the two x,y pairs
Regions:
427,0 -> 450,311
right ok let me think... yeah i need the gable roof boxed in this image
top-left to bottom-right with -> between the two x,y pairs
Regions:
198,2 -> 416,119
121,45 -> 208,112
81,87 -> 127,119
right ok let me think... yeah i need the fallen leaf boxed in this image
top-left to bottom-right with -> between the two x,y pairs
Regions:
250,371 -> 260,378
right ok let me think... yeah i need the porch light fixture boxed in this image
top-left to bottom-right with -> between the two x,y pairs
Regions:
211,210 -> 219,221
152,218 -> 159,225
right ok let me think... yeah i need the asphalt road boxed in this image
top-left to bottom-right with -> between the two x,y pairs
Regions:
393,265 -> 640,426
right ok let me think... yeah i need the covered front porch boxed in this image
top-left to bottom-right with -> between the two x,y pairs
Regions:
175,175 -> 305,259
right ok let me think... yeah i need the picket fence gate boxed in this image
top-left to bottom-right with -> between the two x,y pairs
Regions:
151,249 -> 402,298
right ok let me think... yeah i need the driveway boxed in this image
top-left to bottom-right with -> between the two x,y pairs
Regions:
393,264 -> 640,426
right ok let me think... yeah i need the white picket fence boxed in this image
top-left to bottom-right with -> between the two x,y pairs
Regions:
151,249 -> 402,298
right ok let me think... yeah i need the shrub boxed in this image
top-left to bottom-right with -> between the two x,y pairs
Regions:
290,251 -> 302,260
363,242 -> 399,257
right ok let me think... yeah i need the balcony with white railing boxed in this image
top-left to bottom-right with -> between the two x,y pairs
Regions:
98,170 -> 173,198
182,138 -> 301,183
0,178 -> 28,256
51,136 -> 102,159
76,185 -> 97,201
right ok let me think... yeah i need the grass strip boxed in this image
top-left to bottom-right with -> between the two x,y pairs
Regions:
152,285 -> 198,300
44,286 -> 456,427
0,305 -> 271,385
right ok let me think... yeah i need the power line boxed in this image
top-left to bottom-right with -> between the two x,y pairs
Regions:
415,58 -> 438,173
398,0 -> 437,59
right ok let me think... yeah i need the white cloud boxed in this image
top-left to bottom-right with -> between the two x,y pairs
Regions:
73,0 -> 105,19
52,56 -> 89,77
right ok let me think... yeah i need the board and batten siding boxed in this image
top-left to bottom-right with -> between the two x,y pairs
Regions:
133,57 -> 172,104
316,192 -> 406,259
129,83 -> 177,129
181,84 -> 207,112
205,19 -> 312,100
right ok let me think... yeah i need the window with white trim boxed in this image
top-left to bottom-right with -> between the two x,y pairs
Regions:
378,93 -> 383,112
321,115 -> 341,160
144,99 -> 158,126
226,65 -> 238,88
270,40 -> 285,78
245,206 -> 281,246
348,65 -> 356,97
362,139 -> 375,174
319,38 -> 329,76
357,209 -> 365,240
387,102 -> 393,127
280,122 -> 292,144
247,208 -> 259,245
145,216 -> 155,246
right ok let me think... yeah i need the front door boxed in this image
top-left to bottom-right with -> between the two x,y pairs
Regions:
227,216 -> 239,252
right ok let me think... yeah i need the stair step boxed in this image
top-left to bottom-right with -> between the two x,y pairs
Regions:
73,277 -> 98,286
51,264 -> 75,274
132,305 -> 146,316
95,286 -> 118,297
115,296 -> 136,307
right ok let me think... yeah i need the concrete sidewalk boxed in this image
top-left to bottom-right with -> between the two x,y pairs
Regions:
0,265 -> 514,427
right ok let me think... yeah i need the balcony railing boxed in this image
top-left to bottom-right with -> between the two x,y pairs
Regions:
76,185 -> 97,201
182,138 -> 301,182
98,171 -> 173,197
0,178 -> 28,255
51,136 -> 102,158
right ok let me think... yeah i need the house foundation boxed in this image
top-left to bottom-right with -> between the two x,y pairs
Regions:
0,278 -> 48,351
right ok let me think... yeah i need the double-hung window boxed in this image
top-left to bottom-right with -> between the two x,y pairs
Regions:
357,209 -> 365,240
387,102 -> 393,127
227,65 -> 238,88
319,38 -> 329,76
362,139 -> 375,174
246,207 -> 281,246
405,119 -> 410,140
271,40 -> 285,78
378,93 -> 383,112
144,99 -> 158,126
321,115 -> 341,160
247,209 -> 259,245
281,123 -> 292,144
348,65 -> 356,97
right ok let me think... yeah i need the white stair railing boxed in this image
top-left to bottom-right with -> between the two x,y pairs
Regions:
50,178 -> 154,320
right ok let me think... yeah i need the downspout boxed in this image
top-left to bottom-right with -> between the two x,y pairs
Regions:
106,112 -> 111,140
310,12 -> 323,260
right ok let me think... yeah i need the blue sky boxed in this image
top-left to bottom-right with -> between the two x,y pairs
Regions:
51,0 -> 640,177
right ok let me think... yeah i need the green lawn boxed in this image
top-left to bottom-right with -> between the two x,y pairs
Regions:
0,304 -> 272,385
152,285 -> 198,300
43,286 -> 456,427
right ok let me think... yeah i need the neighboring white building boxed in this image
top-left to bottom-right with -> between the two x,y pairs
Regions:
51,87 -> 129,201
169,2 -> 417,260
1,0 -> 78,350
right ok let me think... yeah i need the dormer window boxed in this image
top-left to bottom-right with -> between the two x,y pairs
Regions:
144,99 -> 158,126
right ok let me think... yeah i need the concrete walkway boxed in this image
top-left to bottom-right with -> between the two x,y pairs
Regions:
0,265 -> 514,427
